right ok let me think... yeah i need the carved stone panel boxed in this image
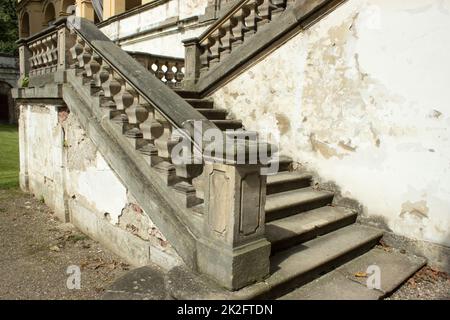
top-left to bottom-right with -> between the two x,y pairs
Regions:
207,169 -> 231,236
239,172 -> 261,236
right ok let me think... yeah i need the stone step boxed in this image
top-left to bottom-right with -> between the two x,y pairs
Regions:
265,187 -> 334,222
266,206 -> 357,254
269,155 -> 293,172
212,119 -> 243,131
185,98 -> 214,109
278,247 -> 426,300
261,224 -> 384,299
197,108 -> 228,120
165,224 -> 384,300
267,171 -> 312,195
174,89 -> 201,99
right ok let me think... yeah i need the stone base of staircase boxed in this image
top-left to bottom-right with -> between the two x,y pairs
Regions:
102,225 -> 426,300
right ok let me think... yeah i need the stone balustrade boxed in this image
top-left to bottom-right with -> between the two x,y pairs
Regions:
17,17 -> 273,290
27,30 -> 59,77
128,52 -> 185,88
183,0 -> 292,83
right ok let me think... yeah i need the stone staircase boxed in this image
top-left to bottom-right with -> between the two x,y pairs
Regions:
166,92 -> 426,299
15,8 -> 427,299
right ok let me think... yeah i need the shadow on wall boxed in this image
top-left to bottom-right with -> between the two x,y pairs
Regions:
0,81 -> 15,124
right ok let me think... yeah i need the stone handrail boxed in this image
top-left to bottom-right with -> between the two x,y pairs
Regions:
17,17 -> 273,290
127,51 -> 185,88
182,0 -> 345,94
195,0 -> 291,76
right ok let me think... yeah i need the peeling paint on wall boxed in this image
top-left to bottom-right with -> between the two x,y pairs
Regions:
212,0 -> 450,247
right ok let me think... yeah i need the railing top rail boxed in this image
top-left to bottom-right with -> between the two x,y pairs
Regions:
196,0 -> 249,43
126,51 -> 185,63
67,17 -> 215,134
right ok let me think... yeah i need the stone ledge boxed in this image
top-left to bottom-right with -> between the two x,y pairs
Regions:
12,84 -> 63,100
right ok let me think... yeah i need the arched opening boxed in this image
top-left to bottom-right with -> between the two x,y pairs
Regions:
44,3 -> 56,26
20,12 -> 30,38
61,0 -> 76,15
125,0 -> 142,11
0,82 -> 13,124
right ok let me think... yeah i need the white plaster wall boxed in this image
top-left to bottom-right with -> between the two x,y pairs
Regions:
20,105 -> 180,267
118,26 -> 207,57
20,105 -> 66,219
212,0 -> 450,248
100,0 -> 210,57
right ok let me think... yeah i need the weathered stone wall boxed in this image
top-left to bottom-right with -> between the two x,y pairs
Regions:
211,0 -> 450,268
18,103 -> 181,269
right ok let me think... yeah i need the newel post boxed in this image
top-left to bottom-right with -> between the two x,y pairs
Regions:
55,25 -> 74,83
197,144 -> 271,290
182,38 -> 201,91
18,44 -> 30,87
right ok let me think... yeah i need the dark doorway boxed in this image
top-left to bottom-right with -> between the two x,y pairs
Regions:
0,93 -> 9,122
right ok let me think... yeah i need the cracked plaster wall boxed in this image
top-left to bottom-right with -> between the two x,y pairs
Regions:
19,106 -> 180,268
212,0 -> 450,249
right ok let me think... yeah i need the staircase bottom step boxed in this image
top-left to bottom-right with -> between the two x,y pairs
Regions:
166,224 -> 384,300
278,247 -> 426,300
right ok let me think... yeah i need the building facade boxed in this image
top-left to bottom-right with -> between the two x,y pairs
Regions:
12,0 -> 450,298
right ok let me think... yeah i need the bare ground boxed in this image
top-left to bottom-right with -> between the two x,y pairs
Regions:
0,188 -> 129,300
0,188 -> 448,300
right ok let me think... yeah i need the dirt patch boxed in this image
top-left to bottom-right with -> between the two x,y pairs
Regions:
0,189 -> 130,300
387,266 -> 450,300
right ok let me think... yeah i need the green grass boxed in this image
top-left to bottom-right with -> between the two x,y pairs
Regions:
0,124 -> 19,189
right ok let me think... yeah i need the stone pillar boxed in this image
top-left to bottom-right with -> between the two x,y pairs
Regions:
18,45 -> 30,86
18,104 -> 29,192
182,38 -> 201,90
76,0 -> 95,21
102,0 -> 126,20
55,26 -> 75,83
197,161 -> 270,290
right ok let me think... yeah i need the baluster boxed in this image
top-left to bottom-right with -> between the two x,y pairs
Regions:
77,43 -> 92,70
271,0 -> 287,17
43,36 -> 52,73
85,52 -> 101,78
219,19 -> 236,58
153,112 -> 179,185
208,30 -> 224,67
199,42 -> 211,75
154,113 -> 178,159
124,95 -> 148,150
139,104 -> 164,167
113,75 -> 133,111
69,36 -> 84,68
242,1 -> 261,38
50,33 -> 58,72
154,60 -> 165,82
256,0 -> 277,26
93,61 -> 111,88
102,69 -> 122,98
172,136 -> 204,207
230,9 -> 247,49
28,43 -> 37,76
35,40 -> 44,74
173,171 -> 204,207
164,61 -> 175,86
174,61 -> 184,86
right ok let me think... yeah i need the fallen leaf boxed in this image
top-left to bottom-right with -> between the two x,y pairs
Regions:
49,245 -> 61,252
354,272 -> 368,278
